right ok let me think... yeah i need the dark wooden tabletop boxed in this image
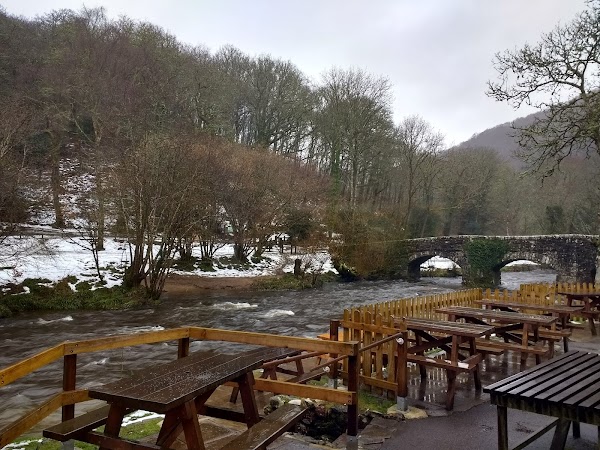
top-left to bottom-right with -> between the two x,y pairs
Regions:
88,350 -> 267,413
436,306 -> 557,326
484,351 -> 600,425
401,318 -> 494,338
475,299 -> 583,315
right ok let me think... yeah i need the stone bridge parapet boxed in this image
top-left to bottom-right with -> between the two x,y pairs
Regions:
405,234 -> 598,287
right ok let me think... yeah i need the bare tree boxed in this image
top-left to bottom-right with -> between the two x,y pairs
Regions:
394,116 -> 444,234
487,1 -> 600,176
316,68 -> 394,206
115,134 -> 202,299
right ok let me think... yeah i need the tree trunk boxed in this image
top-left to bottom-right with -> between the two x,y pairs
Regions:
50,139 -> 65,228
96,168 -> 105,251
233,241 -> 246,262
93,138 -> 105,250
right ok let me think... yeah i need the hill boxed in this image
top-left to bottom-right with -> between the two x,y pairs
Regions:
453,111 -> 544,167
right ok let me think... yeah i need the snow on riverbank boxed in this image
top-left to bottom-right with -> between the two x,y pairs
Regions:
0,233 -> 337,287
0,233 -> 538,288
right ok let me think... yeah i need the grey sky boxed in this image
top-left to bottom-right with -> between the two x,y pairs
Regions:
2,0 -> 588,146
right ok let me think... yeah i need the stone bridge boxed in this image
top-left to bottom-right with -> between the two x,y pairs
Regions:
405,235 -> 599,287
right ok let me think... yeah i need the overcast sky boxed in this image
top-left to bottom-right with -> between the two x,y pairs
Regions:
1,0 -> 588,146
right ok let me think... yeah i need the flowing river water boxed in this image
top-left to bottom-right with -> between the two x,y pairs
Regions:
0,270 -> 556,429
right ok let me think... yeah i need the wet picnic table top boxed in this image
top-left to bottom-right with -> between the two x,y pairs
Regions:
436,306 -> 557,326
88,347 -> 293,413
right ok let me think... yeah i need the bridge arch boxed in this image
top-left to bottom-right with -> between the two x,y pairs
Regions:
407,253 -> 464,281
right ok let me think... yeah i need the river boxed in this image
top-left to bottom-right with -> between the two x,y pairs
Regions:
0,269 -> 556,429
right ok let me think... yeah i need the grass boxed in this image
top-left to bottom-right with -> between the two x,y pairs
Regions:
358,390 -> 396,414
307,376 -> 395,414
0,277 -> 149,318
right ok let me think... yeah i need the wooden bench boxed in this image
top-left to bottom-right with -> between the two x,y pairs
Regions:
511,328 -> 571,340
43,405 -> 116,441
407,353 -> 481,372
485,351 -> 600,450
436,306 -> 558,367
44,404 -> 307,450
459,342 -> 504,355
473,338 -> 550,357
398,318 -> 494,410
219,404 -> 308,450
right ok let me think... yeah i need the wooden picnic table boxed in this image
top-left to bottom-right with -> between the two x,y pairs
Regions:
436,306 -> 557,368
474,299 -> 583,351
557,291 -> 600,336
45,347 -> 307,450
485,351 -> 600,450
394,317 -> 494,410
91,351 -> 263,450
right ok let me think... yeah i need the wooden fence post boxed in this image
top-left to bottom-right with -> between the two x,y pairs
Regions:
347,343 -> 360,436
178,337 -> 190,358
395,318 -> 408,411
62,354 -> 77,450
330,320 -> 340,389
62,354 -> 76,422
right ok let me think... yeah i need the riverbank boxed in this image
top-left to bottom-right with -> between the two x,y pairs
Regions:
163,274 -> 267,294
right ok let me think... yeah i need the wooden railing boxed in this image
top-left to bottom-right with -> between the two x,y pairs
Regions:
0,326 -> 361,446
350,289 -> 482,321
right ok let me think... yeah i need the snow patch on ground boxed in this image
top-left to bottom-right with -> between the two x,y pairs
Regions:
0,234 -> 128,288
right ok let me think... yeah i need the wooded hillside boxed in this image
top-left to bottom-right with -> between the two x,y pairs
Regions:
1,7 -> 598,290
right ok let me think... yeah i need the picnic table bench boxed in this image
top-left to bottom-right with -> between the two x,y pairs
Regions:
395,317 -> 494,410
485,350 -> 600,450
557,291 -> 600,336
44,348 -> 307,450
474,299 -> 582,351
436,306 -> 557,368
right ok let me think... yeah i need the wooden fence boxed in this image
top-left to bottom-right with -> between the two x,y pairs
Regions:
518,282 -> 598,303
338,311 -> 406,400
350,289 -> 482,321
487,283 -> 598,320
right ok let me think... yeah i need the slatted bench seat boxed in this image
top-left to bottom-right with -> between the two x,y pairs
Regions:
43,405 -> 116,441
407,353 -> 481,372
473,338 -> 550,356
219,404 -> 308,450
459,342 -> 504,355
497,328 -> 569,355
